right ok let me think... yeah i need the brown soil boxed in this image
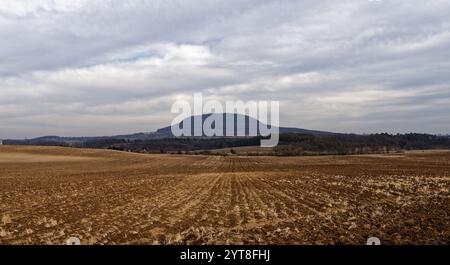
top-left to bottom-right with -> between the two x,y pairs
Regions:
0,145 -> 448,245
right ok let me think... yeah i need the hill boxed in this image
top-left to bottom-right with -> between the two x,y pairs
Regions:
4,113 -> 333,146
156,113 -> 333,137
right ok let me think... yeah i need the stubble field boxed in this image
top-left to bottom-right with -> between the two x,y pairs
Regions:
0,145 -> 448,245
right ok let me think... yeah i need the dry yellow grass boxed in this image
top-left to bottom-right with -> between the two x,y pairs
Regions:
0,145 -> 448,245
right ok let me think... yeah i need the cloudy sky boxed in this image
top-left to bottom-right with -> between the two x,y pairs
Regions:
1,0 -> 449,138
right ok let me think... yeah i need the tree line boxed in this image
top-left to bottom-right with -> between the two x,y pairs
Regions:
4,133 -> 450,156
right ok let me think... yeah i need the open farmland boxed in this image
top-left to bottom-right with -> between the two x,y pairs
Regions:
0,145 -> 448,245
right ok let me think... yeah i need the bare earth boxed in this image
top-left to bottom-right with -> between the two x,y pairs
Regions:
0,145 -> 448,245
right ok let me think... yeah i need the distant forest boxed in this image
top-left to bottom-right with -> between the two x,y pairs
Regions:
273,133 -> 450,156
4,133 -> 450,156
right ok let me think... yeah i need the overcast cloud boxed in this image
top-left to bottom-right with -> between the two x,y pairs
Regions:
1,0 -> 449,138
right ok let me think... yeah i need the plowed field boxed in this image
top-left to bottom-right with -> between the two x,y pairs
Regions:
0,146 -> 448,244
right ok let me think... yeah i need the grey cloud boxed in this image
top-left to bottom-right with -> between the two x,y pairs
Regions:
0,0 -> 449,138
